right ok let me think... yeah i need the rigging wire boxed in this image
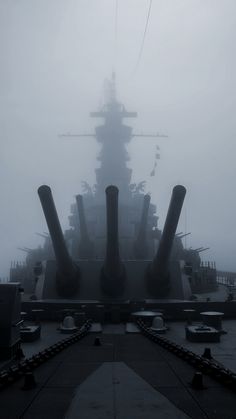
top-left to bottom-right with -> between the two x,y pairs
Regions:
113,0 -> 119,72
132,0 -> 153,76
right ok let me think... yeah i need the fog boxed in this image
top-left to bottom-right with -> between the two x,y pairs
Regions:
0,0 -> 236,278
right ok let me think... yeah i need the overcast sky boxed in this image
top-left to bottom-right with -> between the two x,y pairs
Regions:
0,0 -> 236,278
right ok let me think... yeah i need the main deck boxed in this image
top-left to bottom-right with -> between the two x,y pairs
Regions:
0,319 -> 236,419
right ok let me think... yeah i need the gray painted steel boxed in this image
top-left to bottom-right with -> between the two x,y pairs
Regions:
65,362 -> 191,419
35,259 -> 191,300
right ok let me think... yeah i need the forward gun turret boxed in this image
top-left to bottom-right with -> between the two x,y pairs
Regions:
100,185 -> 126,296
76,194 -> 94,259
133,194 -> 151,259
147,185 -> 186,297
38,185 -> 79,298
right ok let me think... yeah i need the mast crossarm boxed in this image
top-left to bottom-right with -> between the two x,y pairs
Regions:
58,134 -> 95,138
132,133 -> 168,138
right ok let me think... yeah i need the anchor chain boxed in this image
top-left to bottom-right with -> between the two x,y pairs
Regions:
0,320 -> 92,391
137,319 -> 236,391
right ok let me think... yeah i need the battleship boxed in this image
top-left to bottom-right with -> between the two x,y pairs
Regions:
0,75 -> 236,418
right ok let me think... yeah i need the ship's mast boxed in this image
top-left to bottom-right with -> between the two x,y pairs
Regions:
91,73 -> 137,199
59,74 -> 166,199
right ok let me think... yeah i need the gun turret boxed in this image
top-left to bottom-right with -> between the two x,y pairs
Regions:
133,194 -> 151,259
76,195 -> 94,259
193,247 -> 204,252
147,185 -> 186,297
17,247 -> 32,253
38,185 -> 79,298
100,185 -> 125,296
177,232 -> 191,239
198,247 -> 210,253
36,232 -> 49,239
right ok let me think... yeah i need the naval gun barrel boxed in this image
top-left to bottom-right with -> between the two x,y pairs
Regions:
100,185 -> 125,296
38,185 -> 79,297
148,185 -> 186,296
76,194 -> 94,258
133,194 -> 151,259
